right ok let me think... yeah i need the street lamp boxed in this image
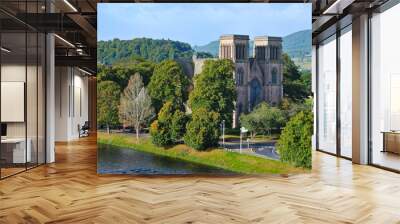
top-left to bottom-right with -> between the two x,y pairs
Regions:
222,120 -> 225,149
240,127 -> 248,154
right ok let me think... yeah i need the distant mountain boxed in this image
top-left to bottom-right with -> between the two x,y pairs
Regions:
282,30 -> 311,59
193,40 -> 219,57
97,30 -> 311,70
193,29 -> 312,69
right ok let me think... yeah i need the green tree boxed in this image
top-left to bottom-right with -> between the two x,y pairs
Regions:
279,97 -> 313,120
97,81 -> 121,133
97,58 -> 156,91
148,60 -> 189,113
150,101 -> 188,147
240,103 -> 286,138
282,53 -> 311,102
276,110 -> 313,168
283,53 -> 301,81
184,108 -> 220,151
97,38 -> 194,65
188,59 -> 236,128
170,110 -> 188,141
195,51 -> 215,59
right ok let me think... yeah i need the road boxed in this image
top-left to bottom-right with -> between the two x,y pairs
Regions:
219,140 -> 280,160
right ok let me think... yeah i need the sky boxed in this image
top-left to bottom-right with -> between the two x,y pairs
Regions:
98,3 -> 311,46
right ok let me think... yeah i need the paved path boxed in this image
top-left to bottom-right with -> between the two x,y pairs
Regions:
220,140 -> 280,160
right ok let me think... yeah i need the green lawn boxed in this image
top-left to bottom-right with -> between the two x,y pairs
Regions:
97,132 -> 307,174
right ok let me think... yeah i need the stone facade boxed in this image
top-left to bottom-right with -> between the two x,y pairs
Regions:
193,34 -> 283,128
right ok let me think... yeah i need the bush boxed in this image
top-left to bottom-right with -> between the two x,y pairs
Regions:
150,101 -> 187,147
276,110 -> 313,168
184,108 -> 220,150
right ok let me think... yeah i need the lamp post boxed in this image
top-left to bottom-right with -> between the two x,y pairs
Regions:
240,127 -> 248,154
222,120 -> 225,149
240,131 -> 242,154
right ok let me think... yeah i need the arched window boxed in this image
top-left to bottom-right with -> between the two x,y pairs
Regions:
236,67 -> 244,86
238,104 -> 242,116
271,68 -> 278,84
250,79 -> 262,110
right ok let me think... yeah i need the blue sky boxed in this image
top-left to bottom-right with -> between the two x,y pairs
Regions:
98,3 -> 311,46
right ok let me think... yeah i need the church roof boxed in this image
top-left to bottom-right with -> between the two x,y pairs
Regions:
220,34 -> 249,40
254,36 -> 282,41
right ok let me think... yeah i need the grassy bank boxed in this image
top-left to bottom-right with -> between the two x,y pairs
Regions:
98,132 -> 307,174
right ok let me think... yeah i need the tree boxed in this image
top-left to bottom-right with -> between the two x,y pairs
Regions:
97,38 -> 194,65
188,59 -> 236,128
195,51 -> 215,59
170,110 -> 188,141
150,101 -> 188,147
240,103 -> 286,138
120,73 -> 154,142
97,58 -> 156,91
276,110 -> 313,168
283,53 -> 301,81
279,97 -> 313,120
184,108 -> 220,150
148,60 -> 189,113
282,53 -> 311,102
97,81 -> 120,134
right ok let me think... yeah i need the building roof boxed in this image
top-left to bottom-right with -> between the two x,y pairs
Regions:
254,36 -> 282,41
220,34 -> 250,40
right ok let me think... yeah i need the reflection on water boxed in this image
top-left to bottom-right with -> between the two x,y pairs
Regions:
97,144 -> 235,175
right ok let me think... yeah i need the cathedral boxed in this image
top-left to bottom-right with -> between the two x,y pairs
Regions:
193,34 -> 283,128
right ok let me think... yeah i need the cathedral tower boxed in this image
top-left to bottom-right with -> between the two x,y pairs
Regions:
219,35 -> 250,128
219,35 -> 249,62
253,36 -> 283,107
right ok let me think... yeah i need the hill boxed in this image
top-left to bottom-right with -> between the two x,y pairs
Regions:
282,30 -> 311,59
97,30 -> 311,70
97,38 -> 194,65
193,40 -> 219,56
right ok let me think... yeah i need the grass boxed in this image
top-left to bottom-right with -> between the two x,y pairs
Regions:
97,132 -> 307,175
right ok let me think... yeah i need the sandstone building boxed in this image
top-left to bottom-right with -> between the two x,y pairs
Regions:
193,34 -> 283,127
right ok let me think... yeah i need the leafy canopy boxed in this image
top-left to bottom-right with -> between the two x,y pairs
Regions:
148,60 -> 189,113
98,38 -> 194,65
240,103 -> 286,138
97,58 -> 155,91
276,110 -> 313,169
150,101 -> 188,147
282,53 -> 311,102
184,108 -> 220,151
97,81 -> 121,131
188,59 -> 236,128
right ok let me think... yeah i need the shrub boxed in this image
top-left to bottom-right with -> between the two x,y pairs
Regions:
150,101 -> 187,147
184,108 -> 220,150
276,110 -> 313,169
